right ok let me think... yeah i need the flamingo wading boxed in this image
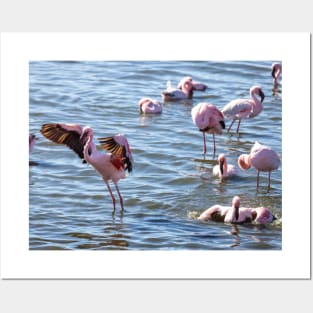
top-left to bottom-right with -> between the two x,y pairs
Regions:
191,102 -> 225,155
222,86 -> 265,134
238,142 -> 280,189
40,123 -> 134,213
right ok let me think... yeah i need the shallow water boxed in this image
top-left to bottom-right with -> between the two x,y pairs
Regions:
29,60 -> 282,250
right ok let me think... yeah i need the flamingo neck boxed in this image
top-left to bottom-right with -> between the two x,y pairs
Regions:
250,91 -> 263,116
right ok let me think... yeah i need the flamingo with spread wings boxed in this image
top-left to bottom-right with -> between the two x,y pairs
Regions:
41,123 -> 133,213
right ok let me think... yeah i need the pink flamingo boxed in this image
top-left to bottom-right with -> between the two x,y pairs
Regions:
177,76 -> 207,91
191,102 -> 225,154
271,63 -> 282,87
212,153 -> 236,178
251,206 -> 277,224
40,123 -> 134,213
238,142 -> 281,188
162,78 -> 193,101
221,86 -> 265,134
138,98 -> 162,114
198,196 -> 252,223
198,196 -> 276,224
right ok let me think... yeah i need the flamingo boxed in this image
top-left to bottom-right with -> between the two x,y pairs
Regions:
212,153 -> 236,178
251,206 -> 277,224
177,76 -> 207,91
198,196 -> 276,224
271,62 -> 282,86
221,85 -> 265,134
191,102 -> 225,154
138,98 -> 162,114
40,123 -> 134,213
238,142 -> 281,188
161,79 -> 193,101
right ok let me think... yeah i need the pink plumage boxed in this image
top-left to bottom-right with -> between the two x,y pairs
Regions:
138,98 -> 162,114
212,153 -> 237,178
198,196 -> 276,224
191,102 -> 225,154
222,85 -> 265,134
41,123 -> 134,213
238,141 -> 281,188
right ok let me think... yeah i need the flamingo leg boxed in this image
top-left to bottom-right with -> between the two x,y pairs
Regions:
114,182 -> 124,211
268,171 -> 272,189
236,120 -> 241,134
202,131 -> 207,154
227,119 -> 235,132
256,170 -> 260,188
104,179 -> 116,213
212,133 -> 216,154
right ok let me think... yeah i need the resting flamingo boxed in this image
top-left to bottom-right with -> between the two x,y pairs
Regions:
177,76 -> 207,91
198,196 -> 276,224
221,85 -> 265,134
212,153 -> 236,178
238,142 -> 281,189
138,98 -> 162,114
40,123 -> 134,213
162,78 -> 193,101
271,62 -> 282,86
191,102 -> 225,155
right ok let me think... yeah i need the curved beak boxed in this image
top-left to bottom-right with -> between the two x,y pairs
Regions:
219,159 -> 224,175
271,67 -> 276,79
259,90 -> 265,103
235,205 -> 239,221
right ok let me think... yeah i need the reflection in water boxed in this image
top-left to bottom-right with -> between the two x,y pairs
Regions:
230,224 -> 240,248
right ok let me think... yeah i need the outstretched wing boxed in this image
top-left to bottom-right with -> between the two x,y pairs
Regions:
41,123 -> 86,161
98,135 -> 133,173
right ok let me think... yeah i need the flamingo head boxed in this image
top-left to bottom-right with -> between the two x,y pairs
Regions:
80,126 -> 93,145
138,98 -> 151,113
250,86 -> 265,103
237,154 -> 251,170
182,80 -> 194,98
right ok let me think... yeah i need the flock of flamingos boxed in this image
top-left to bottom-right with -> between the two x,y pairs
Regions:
29,62 -> 282,226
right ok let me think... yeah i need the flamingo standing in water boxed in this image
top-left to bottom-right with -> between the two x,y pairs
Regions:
138,98 -> 162,114
198,196 -> 276,224
40,123 -> 134,213
238,142 -> 281,189
271,62 -> 282,87
162,78 -> 193,101
191,102 -> 225,155
212,153 -> 236,178
221,86 -> 265,134
177,76 -> 207,91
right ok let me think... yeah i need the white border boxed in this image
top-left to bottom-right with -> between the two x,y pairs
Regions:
0,33 -> 310,279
